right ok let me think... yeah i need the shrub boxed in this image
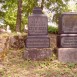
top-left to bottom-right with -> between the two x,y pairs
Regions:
48,26 -> 58,34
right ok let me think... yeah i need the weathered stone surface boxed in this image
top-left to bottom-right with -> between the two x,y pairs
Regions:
10,35 -> 26,48
24,48 -> 52,60
26,7 -> 50,48
33,7 -> 42,14
26,36 -> 50,48
28,15 -> 48,35
58,13 -> 77,63
59,13 -> 77,34
58,48 -> 77,63
57,34 -> 77,48
24,7 -> 50,60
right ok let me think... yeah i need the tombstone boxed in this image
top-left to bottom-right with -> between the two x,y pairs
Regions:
57,12 -> 77,63
24,7 -> 52,60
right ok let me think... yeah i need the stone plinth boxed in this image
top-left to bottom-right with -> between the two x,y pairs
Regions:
58,48 -> 77,63
26,36 -> 50,48
24,48 -> 52,60
57,34 -> 77,48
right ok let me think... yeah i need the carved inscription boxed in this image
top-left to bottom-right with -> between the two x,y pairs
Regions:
28,16 -> 48,35
61,37 -> 77,47
26,37 -> 50,48
62,15 -> 77,33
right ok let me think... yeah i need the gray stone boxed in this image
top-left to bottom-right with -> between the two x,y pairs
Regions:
26,7 -> 50,48
28,15 -> 48,35
58,12 -> 77,63
58,48 -> 77,63
57,34 -> 77,48
24,7 -> 51,60
59,13 -> 77,34
26,36 -> 50,48
24,48 -> 52,60
33,7 -> 42,14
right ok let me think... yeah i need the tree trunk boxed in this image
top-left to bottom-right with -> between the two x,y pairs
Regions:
41,0 -> 44,10
16,0 -> 22,32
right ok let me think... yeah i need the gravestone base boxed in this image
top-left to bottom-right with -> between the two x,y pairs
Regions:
57,34 -> 77,48
58,48 -> 77,63
24,48 -> 52,60
26,36 -> 50,48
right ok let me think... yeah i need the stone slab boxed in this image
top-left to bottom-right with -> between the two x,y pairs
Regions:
33,7 -> 42,14
59,12 -> 77,34
26,36 -> 50,48
58,48 -> 77,63
57,34 -> 77,48
28,15 -> 48,35
23,48 -> 52,60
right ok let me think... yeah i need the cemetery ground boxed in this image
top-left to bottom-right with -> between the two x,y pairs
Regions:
0,33 -> 77,77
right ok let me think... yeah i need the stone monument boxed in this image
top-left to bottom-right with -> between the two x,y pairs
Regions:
24,7 -> 52,60
57,12 -> 77,63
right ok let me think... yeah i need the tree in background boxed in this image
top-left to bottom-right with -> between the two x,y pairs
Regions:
0,0 -> 17,30
1,0 -> 37,31
0,0 -> 75,31
16,0 -> 22,32
41,0 -> 44,10
39,0 -> 70,23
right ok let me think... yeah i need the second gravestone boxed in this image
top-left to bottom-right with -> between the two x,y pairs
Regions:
57,13 -> 77,63
24,7 -> 52,60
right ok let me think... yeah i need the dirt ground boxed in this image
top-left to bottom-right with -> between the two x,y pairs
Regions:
0,34 -> 77,77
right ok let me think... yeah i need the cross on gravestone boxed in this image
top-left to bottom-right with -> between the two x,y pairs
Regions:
57,12 -> 77,63
24,7 -> 52,60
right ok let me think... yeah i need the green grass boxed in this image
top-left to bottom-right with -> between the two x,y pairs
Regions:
0,34 -> 77,77
48,26 -> 58,34
0,48 -> 77,77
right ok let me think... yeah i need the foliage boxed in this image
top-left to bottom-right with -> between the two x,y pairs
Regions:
67,63 -> 76,68
0,0 -> 73,31
23,0 -> 37,16
0,0 -> 38,31
44,0 -> 70,23
21,0 -> 37,31
48,26 -> 58,34
0,0 -> 17,31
